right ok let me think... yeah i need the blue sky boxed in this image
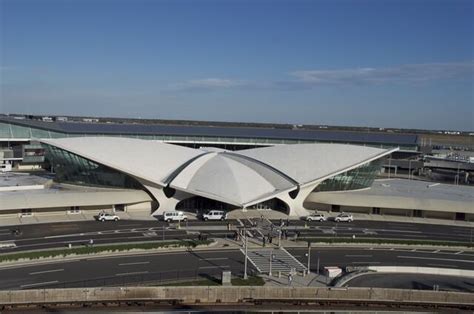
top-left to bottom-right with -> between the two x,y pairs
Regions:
1,0 -> 473,130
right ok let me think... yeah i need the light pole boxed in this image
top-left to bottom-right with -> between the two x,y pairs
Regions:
244,227 -> 248,280
307,242 -> 311,273
388,156 -> 392,178
408,159 -> 412,180
269,250 -> 275,276
278,228 -> 282,248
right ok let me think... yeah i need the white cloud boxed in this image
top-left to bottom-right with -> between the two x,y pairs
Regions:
291,61 -> 474,85
169,61 -> 474,92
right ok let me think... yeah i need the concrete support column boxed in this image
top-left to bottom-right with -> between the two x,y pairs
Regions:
138,180 -> 193,216
277,182 -> 321,217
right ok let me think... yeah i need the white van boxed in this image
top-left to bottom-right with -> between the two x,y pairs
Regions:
162,211 -> 188,222
202,210 -> 227,221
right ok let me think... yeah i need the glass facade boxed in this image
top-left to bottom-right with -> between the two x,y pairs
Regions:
314,160 -> 382,192
43,144 -> 142,189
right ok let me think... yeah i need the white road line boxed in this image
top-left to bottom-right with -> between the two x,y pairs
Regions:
427,263 -> 459,268
115,271 -> 149,276
29,268 -> 64,275
0,233 -> 11,236
118,261 -> 150,266
397,255 -> 474,264
351,262 -> 380,264
433,250 -> 440,253
455,251 -> 464,255
345,255 -> 372,258
21,281 -> 58,288
198,257 -> 228,261
198,265 -> 230,269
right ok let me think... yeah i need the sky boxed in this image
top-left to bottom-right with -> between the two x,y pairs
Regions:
0,0 -> 473,131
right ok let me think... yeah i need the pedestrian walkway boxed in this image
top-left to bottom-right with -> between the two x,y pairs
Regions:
241,247 -> 307,274
261,272 -> 328,287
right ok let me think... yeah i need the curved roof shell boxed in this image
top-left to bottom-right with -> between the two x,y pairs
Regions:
40,137 -> 397,206
41,137 -> 204,186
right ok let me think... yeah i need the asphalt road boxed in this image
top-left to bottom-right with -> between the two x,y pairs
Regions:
1,247 -> 473,290
344,273 -> 474,292
0,219 -> 473,253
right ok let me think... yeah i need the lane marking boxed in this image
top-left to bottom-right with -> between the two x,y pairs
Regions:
29,268 -> 64,275
427,263 -> 459,268
198,265 -> 230,269
455,251 -> 464,255
21,281 -> 58,288
115,271 -> 149,276
351,262 -> 380,264
345,255 -> 372,258
118,261 -> 150,266
397,255 -> 474,264
198,257 -> 228,261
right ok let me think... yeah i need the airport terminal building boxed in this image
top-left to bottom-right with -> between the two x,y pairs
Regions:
1,116 -> 473,223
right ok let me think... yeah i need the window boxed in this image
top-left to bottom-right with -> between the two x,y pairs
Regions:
68,206 -> 81,214
372,207 -> 381,215
20,208 -> 32,216
315,160 -> 382,192
43,144 -> 143,189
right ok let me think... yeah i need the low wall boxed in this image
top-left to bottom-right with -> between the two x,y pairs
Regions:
0,287 -> 472,309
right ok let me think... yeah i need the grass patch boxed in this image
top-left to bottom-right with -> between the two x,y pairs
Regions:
0,240 -> 213,263
298,237 -> 473,248
231,276 -> 265,286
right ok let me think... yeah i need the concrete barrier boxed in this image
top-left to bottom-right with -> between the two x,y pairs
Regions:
0,287 -> 472,309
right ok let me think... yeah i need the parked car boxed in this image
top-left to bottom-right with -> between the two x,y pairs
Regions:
334,213 -> 353,222
306,213 -> 326,222
97,213 -> 120,222
202,210 -> 227,221
162,211 -> 188,223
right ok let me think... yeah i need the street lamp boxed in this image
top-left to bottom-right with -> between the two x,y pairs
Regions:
243,227 -> 248,280
304,241 -> 311,275
269,250 -> 276,276
408,159 -> 412,180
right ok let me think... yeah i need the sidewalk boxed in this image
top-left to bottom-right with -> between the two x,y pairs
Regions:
261,272 -> 329,287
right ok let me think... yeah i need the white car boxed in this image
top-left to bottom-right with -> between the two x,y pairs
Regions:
163,211 -> 188,223
306,213 -> 326,222
334,213 -> 353,222
202,210 -> 227,221
97,213 -> 120,222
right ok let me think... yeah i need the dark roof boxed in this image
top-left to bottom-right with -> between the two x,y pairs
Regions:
0,117 -> 418,145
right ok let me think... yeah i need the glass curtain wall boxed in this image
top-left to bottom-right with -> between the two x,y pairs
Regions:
314,160 -> 382,192
43,144 -> 142,189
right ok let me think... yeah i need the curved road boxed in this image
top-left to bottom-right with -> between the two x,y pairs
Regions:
1,247 -> 473,290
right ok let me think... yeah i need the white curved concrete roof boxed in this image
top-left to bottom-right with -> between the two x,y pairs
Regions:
41,137 -> 204,186
170,152 -> 296,206
239,144 -> 397,186
40,137 -> 396,207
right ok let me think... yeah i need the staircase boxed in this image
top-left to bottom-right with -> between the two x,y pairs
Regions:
241,247 -> 307,274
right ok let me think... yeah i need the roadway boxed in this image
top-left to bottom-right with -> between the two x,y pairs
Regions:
0,219 -> 473,253
344,273 -> 474,292
1,247 -> 473,290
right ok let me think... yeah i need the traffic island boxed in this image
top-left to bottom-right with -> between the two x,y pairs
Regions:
0,239 -> 215,265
